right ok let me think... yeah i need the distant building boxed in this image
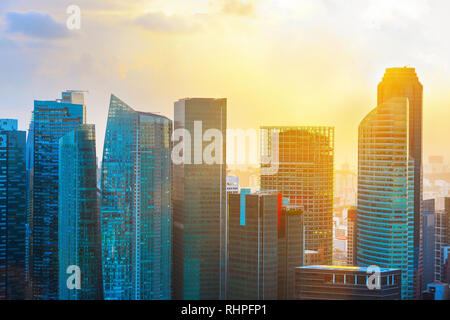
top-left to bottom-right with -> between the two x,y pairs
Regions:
0,119 -> 27,300
435,198 -> 450,282
305,249 -> 325,266
278,204 -> 303,300
335,164 -> 357,208
423,283 -> 449,300
226,176 -> 239,194
28,91 -> 85,299
58,124 -> 103,300
227,192 -> 279,300
347,207 -> 357,267
295,266 -> 401,300
261,126 -> 334,264
423,199 -> 436,289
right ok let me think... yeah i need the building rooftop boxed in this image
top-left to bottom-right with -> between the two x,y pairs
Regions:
296,265 -> 400,273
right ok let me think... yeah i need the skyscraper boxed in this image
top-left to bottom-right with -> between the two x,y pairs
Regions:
278,202 -> 304,300
227,191 -> 279,300
173,98 -> 227,300
101,95 -> 172,300
377,67 -> 424,298
58,124 -> 103,300
357,97 -> 415,299
28,92 -> 85,299
260,127 -> 334,264
0,119 -> 27,300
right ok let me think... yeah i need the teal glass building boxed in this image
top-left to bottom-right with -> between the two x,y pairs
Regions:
357,97 -> 415,299
58,124 -> 103,300
0,119 -> 27,299
28,92 -> 85,299
101,95 -> 172,300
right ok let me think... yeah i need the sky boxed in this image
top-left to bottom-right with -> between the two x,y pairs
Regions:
0,0 -> 449,168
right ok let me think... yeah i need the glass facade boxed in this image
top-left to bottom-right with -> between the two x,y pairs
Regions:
377,67 -> 424,298
277,205 -> 303,300
101,94 -> 172,300
227,192 -> 279,300
173,98 -> 227,300
28,93 -> 85,299
357,97 -> 415,299
58,124 -> 103,300
0,119 -> 27,299
260,127 -> 334,264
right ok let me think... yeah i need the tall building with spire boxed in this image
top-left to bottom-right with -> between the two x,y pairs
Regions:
377,67 -> 424,298
101,95 -> 172,300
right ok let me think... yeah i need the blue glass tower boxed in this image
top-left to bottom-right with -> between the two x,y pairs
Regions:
101,95 -> 172,300
28,92 -> 85,299
58,124 -> 103,300
0,119 -> 27,299
357,97 -> 415,299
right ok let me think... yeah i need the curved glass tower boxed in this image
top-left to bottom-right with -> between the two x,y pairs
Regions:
101,95 -> 172,300
357,97 -> 415,299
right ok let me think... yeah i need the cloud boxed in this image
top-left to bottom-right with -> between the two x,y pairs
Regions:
135,12 -> 201,33
5,11 -> 70,39
222,0 -> 255,16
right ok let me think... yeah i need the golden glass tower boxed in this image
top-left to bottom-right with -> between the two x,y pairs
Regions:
377,67 -> 423,299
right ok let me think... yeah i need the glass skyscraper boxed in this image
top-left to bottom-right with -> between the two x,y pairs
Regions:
277,203 -> 304,300
357,97 -> 415,299
28,92 -> 85,299
172,98 -> 227,300
377,67 -> 424,298
0,119 -> 27,300
58,124 -> 103,300
101,95 -> 172,300
260,127 -> 334,264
